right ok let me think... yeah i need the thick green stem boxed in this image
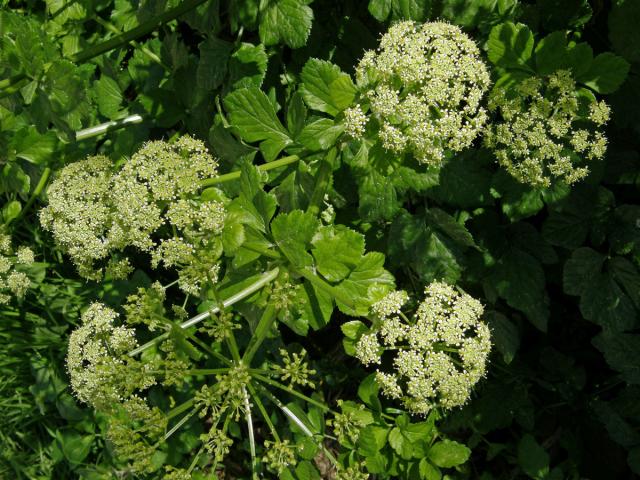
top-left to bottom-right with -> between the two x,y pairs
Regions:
164,407 -> 199,440
166,398 -> 195,420
129,268 -> 279,356
74,114 -> 143,141
242,387 -> 258,480
200,155 -> 300,187
73,0 -> 207,63
242,304 -> 277,365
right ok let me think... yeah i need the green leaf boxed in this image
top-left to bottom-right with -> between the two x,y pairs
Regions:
224,87 -> 292,161
593,332 -> 640,385
368,0 -> 392,21
358,169 -> 401,221
299,59 -> 357,116
259,0 -> 313,49
566,42 -> 593,79
312,225 -> 365,282
294,460 -> 321,480
391,0 -> 431,21
357,425 -> 389,457
298,118 -> 344,151
197,37 -> 232,91
534,31 -> 567,76
419,458 -> 442,480
485,310 -> 520,364
9,127 -> 58,165
578,53 -> 630,94
297,281 -> 334,330
425,208 -> 476,249
55,431 -> 94,465
609,0 -> 640,64
535,0 -> 591,29
271,210 -> 319,268
488,249 -> 549,331
358,373 -> 382,411
428,440 -> 471,468
336,252 -> 395,316
287,91 -> 308,138
2,200 -> 22,223
563,248 -> 639,332
517,434 -> 549,480
341,320 -> 368,339
389,427 -> 414,460
235,161 -> 278,233
94,75 -> 123,119
487,22 -> 535,71
227,42 -> 268,89
429,152 -> 493,208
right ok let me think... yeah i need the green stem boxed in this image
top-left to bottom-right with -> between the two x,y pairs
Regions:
252,373 -> 334,414
73,0 -> 207,63
200,155 -> 300,187
166,398 -> 195,420
186,368 -> 230,375
246,382 -> 280,442
242,387 -> 258,480
74,114 -> 143,141
307,148 -> 336,216
242,304 -> 277,365
128,268 -> 279,356
165,406 -> 199,440
225,330 -> 242,364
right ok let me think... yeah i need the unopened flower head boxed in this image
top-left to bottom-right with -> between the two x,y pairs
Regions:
263,440 -> 297,474
273,348 -> 316,388
354,284 -> 491,415
41,136 -> 226,292
353,21 -> 491,166
484,70 -> 610,188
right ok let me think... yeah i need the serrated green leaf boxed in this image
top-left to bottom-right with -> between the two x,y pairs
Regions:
224,87 -> 292,161
488,249 -> 549,331
297,281 -> 334,330
2,200 -> 21,223
578,52 -> 630,94
534,31 -> 567,76
300,59 -> 356,116
9,127 -> 58,165
312,225 -> 365,282
368,0 -> 392,21
357,425 -> 389,457
227,42 -> 268,89
485,310 -> 520,364
358,169 -> 401,221
593,332 -> 640,385
197,37 -> 232,91
271,210 -> 319,268
391,0 -> 431,21
336,252 -> 395,316
259,0 -> 313,49
487,22 -> 535,71
419,458 -> 442,480
609,0 -> 640,64
428,440 -> 471,468
298,118 -> 344,151
517,434 -> 549,480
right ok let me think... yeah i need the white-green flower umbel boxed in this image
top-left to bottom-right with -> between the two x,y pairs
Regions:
40,135 -> 225,292
349,21 -> 491,166
0,232 -> 34,304
484,70 -> 610,188
355,283 -> 491,415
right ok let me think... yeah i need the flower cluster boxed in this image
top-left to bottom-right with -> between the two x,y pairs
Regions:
40,136 -> 224,293
484,70 -> 610,188
355,283 -> 491,415
66,303 -> 156,410
273,348 -> 316,388
348,21 -> 491,166
0,232 -> 34,303
263,440 -> 297,474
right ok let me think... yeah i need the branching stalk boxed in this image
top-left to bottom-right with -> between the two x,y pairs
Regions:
200,155 -> 301,187
129,268 -> 279,356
